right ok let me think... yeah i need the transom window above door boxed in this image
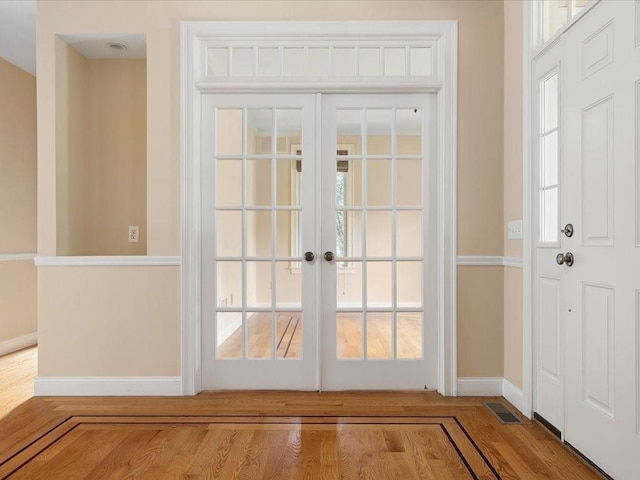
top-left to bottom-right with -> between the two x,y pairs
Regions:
205,43 -> 436,80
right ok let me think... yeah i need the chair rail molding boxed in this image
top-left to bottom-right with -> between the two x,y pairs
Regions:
0,253 -> 36,262
34,256 -> 181,267
456,256 -> 523,268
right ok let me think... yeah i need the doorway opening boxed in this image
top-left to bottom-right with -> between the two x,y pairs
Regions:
181,21 -> 457,395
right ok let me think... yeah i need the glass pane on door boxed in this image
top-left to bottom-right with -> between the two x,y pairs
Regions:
214,106 -> 306,359
202,93 -> 317,390
322,94 -> 433,390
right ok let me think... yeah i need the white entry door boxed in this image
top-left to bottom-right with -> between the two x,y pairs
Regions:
533,1 -> 640,477
532,41 -> 564,434
201,92 -> 437,391
561,1 -> 640,477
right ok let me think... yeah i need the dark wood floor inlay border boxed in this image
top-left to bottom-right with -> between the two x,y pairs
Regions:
0,415 -> 502,480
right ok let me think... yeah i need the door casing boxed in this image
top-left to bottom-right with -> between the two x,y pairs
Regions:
180,21 -> 458,395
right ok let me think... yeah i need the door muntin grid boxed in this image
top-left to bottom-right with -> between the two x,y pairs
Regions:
213,104 -> 309,361
332,105 -> 425,361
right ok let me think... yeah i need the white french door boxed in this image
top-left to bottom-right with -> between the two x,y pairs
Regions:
320,94 -> 437,390
201,93 -> 318,389
201,92 -> 437,391
533,1 -> 640,477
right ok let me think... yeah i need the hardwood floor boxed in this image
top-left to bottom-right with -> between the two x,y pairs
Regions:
0,348 -> 605,479
0,347 -> 36,421
218,312 -> 422,359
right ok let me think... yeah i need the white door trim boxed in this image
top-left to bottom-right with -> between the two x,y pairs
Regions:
181,21 -> 458,395
522,0 -> 534,419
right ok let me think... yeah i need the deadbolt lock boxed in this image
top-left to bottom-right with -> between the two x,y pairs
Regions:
561,223 -> 574,238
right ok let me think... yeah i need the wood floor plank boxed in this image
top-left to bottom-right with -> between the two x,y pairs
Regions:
0,349 -> 608,480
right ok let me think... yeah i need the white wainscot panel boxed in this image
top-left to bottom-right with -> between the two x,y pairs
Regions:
583,283 -> 615,417
582,96 -> 614,246
539,277 -> 561,380
582,20 -> 614,79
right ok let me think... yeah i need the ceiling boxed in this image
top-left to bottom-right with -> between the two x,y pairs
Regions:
0,0 -> 36,75
0,2 -> 146,76
58,34 -> 146,59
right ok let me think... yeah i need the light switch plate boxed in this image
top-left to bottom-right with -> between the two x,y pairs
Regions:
507,220 -> 523,240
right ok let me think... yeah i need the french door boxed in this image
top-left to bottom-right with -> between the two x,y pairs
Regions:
201,92 -> 437,390
320,94 -> 437,390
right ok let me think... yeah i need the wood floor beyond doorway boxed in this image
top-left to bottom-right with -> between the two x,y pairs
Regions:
218,312 -> 422,359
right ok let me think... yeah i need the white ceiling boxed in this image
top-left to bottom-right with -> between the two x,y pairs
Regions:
0,2 -> 146,76
58,34 -> 146,59
0,0 -> 36,75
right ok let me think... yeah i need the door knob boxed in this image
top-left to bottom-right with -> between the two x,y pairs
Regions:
324,251 -> 334,262
556,252 -> 574,267
304,251 -> 315,262
561,223 -> 574,237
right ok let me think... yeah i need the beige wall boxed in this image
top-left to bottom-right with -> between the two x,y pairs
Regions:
38,0 -> 507,379
56,39 -> 90,255
38,267 -> 180,376
56,41 -> 147,256
88,59 -> 147,255
0,57 -> 37,254
457,266 -> 504,377
0,261 -> 37,345
503,266 -> 523,385
503,0 -> 524,388
0,57 -> 37,347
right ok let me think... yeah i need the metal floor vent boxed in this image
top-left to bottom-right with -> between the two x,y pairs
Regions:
484,402 -> 524,424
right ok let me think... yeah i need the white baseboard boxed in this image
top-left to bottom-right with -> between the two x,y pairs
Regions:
502,378 -> 528,416
33,376 -> 183,396
0,332 -> 37,357
216,315 -> 242,347
457,376 -> 529,417
457,377 -> 503,396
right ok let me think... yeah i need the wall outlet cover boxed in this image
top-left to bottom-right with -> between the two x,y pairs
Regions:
128,225 -> 140,243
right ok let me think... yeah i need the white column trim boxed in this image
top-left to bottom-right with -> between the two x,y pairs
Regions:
0,332 -> 37,357
34,256 -> 181,267
0,253 -> 36,262
34,376 -> 183,396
